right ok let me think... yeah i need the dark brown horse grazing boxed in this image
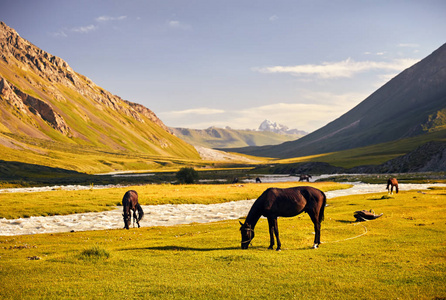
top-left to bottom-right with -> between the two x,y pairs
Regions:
386,178 -> 399,194
239,186 -> 326,250
122,190 -> 144,229
299,174 -> 312,182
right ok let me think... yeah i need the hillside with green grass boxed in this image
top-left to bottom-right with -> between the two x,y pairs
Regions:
171,127 -> 302,149
231,43 -> 446,159
0,22 -> 200,173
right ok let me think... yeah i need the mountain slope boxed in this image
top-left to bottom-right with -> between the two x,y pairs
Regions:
171,126 -> 303,149
0,22 -> 200,165
231,43 -> 446,158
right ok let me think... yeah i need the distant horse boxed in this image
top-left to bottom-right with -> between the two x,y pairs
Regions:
239,186 -> 326,250
299,174 -> 312,182
255,177 -> 262,183
122,190 -> 144,229
386,178 -> 399,194
232,178 -> 239,184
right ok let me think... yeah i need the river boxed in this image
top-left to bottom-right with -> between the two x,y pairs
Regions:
1,179 -> 444,236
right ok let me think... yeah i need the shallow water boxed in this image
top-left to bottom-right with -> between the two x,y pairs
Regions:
1,182 -> 444,236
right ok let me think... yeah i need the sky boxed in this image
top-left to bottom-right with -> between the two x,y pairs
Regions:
1,0 -> 445,133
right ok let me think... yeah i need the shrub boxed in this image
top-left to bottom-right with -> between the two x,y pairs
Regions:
176,167 -> 199,184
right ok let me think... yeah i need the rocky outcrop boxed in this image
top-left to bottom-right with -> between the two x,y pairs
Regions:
14,87 -> 71,136
0,75 -> 71,135
347,141 -> 446,173
0,21 -> 171,130
0,76 -> 27,113
0,22 -> 199,159
125,100 -> 173,134
373,141 -> 446,173
269,141 -> 446,175
0,22 -> 79,88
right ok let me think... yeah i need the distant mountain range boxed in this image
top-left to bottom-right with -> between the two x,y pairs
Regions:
0,21 -> 199,168
258,119 -> 308,135
171,121 -> 306,149
229,43 -> 446,159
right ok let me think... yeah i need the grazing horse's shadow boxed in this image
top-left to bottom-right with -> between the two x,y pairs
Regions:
335,219 -> 355,224
118,245 -> 239,252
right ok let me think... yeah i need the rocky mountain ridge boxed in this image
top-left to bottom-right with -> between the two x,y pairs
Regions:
0,21 -> 198,164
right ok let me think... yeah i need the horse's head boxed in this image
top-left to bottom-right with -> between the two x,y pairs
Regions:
123,212 -> 131,230
239,221 -> 255,249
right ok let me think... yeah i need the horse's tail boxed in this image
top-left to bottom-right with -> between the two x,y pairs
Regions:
136,203 -> 144,222
319,192 -> 326,223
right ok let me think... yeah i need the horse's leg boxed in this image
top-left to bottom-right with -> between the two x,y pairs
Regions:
132,210 -> 138,228
134,210 -> 141,228
123,206 -> 130,229
267,218 -> 275,250
273,218 -> 281,251
309,212 -> 321,249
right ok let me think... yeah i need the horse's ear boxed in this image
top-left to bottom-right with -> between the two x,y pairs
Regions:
239,221 -> 243,226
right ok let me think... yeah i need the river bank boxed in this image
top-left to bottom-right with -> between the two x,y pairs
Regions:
1,182 -> 445,236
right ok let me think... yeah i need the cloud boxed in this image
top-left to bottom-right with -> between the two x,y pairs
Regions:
398,43 -> 419,48
95,15 -> 127,22
269,15 -> 278,21
234,91 -> 365,131
164,108 -> 225,116
254,58 -> 420,79
51,15 -> 127,37
168,20 -> 192,30
71,25 -> 97,34
158,107 -> 226,130
159,90 -> 367,132
50,29 -> 68,38
211,102 -> 349,133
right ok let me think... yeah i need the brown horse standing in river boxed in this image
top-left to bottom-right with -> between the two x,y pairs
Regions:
122,190 -> 144,229
239,186 -> 326,250
299,174 -> 312,182
386,178 -> 399,194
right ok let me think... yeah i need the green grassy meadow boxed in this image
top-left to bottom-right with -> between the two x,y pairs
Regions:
0,184 -> 445,299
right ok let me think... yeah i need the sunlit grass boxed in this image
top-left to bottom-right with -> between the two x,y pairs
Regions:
0,187 -> 444,299
0,182 -> 348,219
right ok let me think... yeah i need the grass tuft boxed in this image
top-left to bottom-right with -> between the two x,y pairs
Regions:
79,246 -> 110,261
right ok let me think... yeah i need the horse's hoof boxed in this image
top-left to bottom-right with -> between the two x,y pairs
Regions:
312,244 -> 318,249
276,248 -> 281,252
268,246 -> 274,250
